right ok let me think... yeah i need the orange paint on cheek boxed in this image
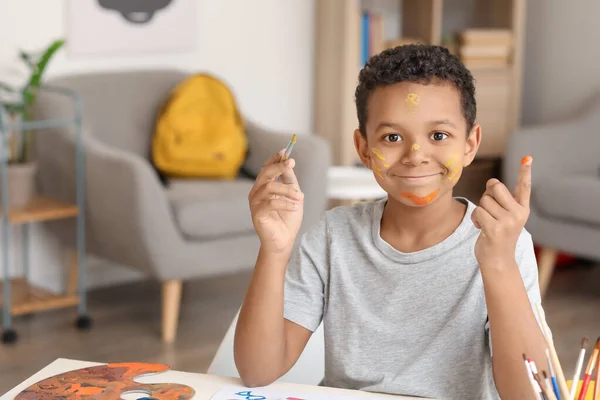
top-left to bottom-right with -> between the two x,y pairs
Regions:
371,159 -> 384,178
400,189 -> 440,205
448,165 -> 462,183
371,147 -> 385,161
444,152 -> 462,183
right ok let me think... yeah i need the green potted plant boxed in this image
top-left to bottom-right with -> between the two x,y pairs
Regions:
0,39 -> 64,208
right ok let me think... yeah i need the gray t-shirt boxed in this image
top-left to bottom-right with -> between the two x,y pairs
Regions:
284,197 -> 542,400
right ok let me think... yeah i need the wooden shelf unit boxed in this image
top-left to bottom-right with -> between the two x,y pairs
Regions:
0,198 -> 80,318
0,278 -> 79,316
2,196 -> 79,225
313,0 -> 526,166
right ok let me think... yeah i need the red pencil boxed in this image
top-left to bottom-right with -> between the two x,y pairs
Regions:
578,337 -> 600,400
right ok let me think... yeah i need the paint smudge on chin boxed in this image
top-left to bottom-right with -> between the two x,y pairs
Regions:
371,159 -> 384,179
371,147 -> 385,161
400,189 -> 440,205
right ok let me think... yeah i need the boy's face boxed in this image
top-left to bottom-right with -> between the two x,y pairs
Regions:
354,82 -> 481,207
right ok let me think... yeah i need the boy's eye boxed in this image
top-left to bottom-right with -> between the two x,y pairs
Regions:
384,133 -> 402,143
431,131 -> 448,141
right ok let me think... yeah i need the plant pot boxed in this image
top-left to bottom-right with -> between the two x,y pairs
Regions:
0,162 -> 38,209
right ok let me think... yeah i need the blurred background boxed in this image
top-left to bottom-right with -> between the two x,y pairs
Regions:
0,0 -> 599,394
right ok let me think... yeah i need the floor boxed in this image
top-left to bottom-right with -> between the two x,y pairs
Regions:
1,262 -> 599,394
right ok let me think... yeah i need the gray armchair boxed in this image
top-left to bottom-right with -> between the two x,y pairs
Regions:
33,70 -> 330,342
503,94 -> 600,297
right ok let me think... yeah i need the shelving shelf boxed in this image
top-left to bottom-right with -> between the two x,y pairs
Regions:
0,85 -> 91,344
0,278 -> 79,316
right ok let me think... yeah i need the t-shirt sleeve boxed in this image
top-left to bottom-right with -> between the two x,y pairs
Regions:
283,215 -> 329,332
486,229 -> 550,356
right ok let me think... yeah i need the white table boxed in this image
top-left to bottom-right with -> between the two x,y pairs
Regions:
327,166 -> 387,201
1,358 -> 425,399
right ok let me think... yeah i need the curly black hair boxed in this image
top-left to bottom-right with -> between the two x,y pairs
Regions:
355,44 -> 476,136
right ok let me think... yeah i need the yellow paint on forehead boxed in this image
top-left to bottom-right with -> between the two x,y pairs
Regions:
405,93 -> 420,112
371,147 -> 385,161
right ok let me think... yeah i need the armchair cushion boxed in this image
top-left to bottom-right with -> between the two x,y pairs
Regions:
533,175 -> 600,226
167,178 -> 256,240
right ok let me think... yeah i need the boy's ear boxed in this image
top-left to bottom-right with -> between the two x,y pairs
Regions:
463,123 -> 482,167
353,129 -> 371,168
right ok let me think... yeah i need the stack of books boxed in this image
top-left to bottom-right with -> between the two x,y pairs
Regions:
360,10 -> 386,66
458,29 -> 513,69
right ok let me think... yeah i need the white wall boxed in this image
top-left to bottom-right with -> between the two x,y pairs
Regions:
522,0 -> 600,125
0,0 -> 315,291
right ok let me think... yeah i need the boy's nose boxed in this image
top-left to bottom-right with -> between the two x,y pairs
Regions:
401,141 -> 427,166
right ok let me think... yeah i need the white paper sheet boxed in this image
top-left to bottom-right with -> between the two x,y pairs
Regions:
209,385 -> 386,400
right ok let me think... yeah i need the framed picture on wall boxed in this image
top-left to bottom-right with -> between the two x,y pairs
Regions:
67,0 -> 196,57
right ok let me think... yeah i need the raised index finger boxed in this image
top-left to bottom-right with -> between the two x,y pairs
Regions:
514,156 -> 532,208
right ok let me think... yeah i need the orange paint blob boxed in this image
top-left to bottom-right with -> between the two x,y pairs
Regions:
400,189 -> 440,205
521,155 -> 532,165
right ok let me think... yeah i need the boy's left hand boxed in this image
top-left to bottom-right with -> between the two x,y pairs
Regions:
472,157 -> 532,268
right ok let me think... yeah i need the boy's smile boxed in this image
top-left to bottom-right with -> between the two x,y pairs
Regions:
354,81 -> 481,207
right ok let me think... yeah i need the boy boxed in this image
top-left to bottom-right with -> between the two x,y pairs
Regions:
235,44 -> 549,399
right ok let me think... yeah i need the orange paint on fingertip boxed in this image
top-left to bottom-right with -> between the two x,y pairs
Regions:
400,189 -> 440,205
521,156 -> 532,165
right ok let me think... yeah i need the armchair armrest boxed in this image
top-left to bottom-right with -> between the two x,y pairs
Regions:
36,128 -> 181,277
243,121 -> 331,234
503,95 -> 600,190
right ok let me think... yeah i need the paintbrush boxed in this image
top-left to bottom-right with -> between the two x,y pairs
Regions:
536,303 -> 571,400
547,349 -> 561,399
525,353 -> 544,400
570,337 -> 588,400
280,134 -> 296,162
593,337 -> 600,400
543,371 -> 559,400
578,337 -> 599,400
535,372 -> 555,400
276,134 -> 296,183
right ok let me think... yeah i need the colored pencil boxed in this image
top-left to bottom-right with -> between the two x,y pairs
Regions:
536,303 -> 571,400
570,337 -> 588,400
578,337 -> 599,400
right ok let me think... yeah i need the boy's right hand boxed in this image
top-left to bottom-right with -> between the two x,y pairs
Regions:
248,149 -> 304,255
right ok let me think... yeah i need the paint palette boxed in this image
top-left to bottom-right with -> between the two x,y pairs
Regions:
14,362 -> 195,399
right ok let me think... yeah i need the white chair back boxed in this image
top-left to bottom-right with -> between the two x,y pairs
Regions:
207,310 -> 325,385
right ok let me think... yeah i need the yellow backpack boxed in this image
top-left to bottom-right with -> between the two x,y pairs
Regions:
152,73 -> 248,180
